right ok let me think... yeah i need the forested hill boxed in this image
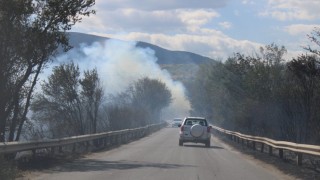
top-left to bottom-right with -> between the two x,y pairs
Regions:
67,32 -> 213,65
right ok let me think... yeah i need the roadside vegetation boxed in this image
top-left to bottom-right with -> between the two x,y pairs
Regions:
0,0 -> 95,143
188,28 -> 320,145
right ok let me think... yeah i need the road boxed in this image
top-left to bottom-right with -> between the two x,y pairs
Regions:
29,127 -> 292,180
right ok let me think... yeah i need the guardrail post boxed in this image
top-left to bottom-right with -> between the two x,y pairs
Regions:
297,153 -> 302,166
260,143 -> 264,153
59,146 -> 63,153
51,147 -> 55,155
32,149 -> 36,159
127,132 -> 130,142
86,141 -> 90,151
103,137 -> 107,147
268,145 -> 273,155
113,135 -> 117,145
252,141 -> 256,150
72,143 -> 76,153
110,135 -> 113,145
124,133 -> 127,143
279,149 -> 283,159
237,137 -> 240,144
107,136 -> 110,146
117,134 -> 121,145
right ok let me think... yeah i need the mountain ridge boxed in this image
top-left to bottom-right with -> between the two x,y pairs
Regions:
67,32 -> 213,65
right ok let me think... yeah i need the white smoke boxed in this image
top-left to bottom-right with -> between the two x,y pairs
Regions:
55,39 -> 190,119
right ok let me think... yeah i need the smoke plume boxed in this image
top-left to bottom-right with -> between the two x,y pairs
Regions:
54,39 -> 190,119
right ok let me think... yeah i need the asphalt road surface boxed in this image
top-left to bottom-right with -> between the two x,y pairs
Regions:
29,127 -> 292,180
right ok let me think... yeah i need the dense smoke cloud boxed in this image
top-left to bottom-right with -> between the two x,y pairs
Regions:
53,39 -> 190,119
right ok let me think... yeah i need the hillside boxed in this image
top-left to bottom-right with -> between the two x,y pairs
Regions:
67,32 -> 213,65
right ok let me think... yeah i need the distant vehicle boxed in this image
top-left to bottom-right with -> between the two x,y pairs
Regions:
171,118 -> 182,127
178,117 -> 211,147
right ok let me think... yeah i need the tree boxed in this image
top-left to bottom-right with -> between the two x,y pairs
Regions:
286,54 -> 320,143
130,77 -> 172,123
305,27 -> 320,56
105,105 -> 148,131
189,44 -> 288,137
32,63 -> 84,137
80,69 -> 104,133
104,77 -> 172,130
260,43 -> 287,65
0,0 -> 95,142
31,62 -> 104,138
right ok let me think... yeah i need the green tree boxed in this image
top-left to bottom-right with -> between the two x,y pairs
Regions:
80,69 -> 104,133
105,77 -> 172,130
32,62 -> 104,138
189,44 -> 288,138
105,104 -> 148,130
305,27 -> 320,56
0,0 -> 95,142
130,77 -> 172,123
32,63 -> 84,137
286,54 -> 320,143
260,43 -> 287,65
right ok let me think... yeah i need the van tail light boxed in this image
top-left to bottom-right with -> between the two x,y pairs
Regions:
181,125 -> 184,132
207,126 -> 211,133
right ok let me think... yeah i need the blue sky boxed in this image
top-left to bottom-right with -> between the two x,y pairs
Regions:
73,0 -> 320,60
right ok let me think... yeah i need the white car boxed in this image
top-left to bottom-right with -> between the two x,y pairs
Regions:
178,117 -> 211,147
172,118 -> 182,127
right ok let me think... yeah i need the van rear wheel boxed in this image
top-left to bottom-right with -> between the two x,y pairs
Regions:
205,140 -> 210,147
179,140 -> 183,146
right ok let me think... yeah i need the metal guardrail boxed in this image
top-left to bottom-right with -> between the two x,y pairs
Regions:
211,125 -> 320,166
0,122 -> 167,154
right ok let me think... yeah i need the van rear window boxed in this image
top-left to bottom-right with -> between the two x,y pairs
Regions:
184,119 -> 207,126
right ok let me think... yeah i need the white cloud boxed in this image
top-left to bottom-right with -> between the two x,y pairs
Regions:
219,21 -> 232,29
284,24 -> 320,35
74,9 -> 180,33
93,30 -> 262,59
261,0 -> 320,21
74,9 -> 219,34
177,9 -> 220,31
242,0 -> 255,5
95,0 -> 229,10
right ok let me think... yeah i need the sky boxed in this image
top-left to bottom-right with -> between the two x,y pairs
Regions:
72,0 -> 320,60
